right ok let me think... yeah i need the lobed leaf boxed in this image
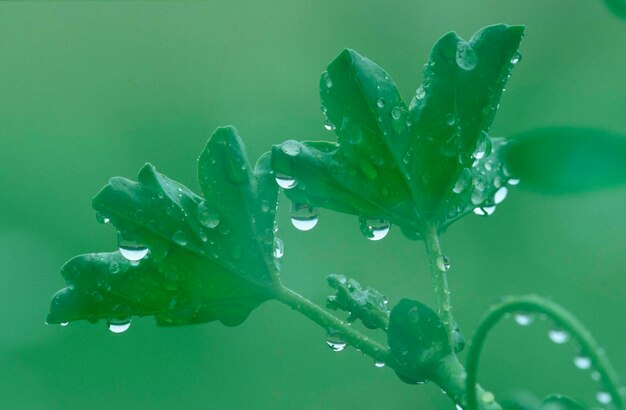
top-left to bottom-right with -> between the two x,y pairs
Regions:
272,24 -> 524,238
48,126 -> 280,328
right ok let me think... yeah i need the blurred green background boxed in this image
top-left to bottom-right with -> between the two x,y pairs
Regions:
1,1 -> 625,409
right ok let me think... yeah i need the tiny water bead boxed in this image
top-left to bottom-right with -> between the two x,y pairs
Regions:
548,328 -> 570,344
473,206 -> 496,217
376,98 -> 386,108
494,186 -> 508,204
275,173 -> 297,189
290,203 -> 319,231
96,212 -> 110,224
60,322 -> 69,327
514,313 -> 534,326
358,216 -> 390,241
510,51 -> 522,65
108,318 -> 132,334
596,391 -> 613,405
574,355 -> 592,370
273,238 -> 284,259
323,117 -> 335,131
374,361 -> 385,368
436,255 -> 451,271
508,178 -> 520,186
197,203 -> 220,229
474,131 -> 492,160
281,140 -> 302,157
453,168 -> 471,194
117,233 -> 149,261
446,113 -> 456,126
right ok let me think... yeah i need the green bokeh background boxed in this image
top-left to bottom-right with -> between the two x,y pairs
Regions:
1,1 -> 625,409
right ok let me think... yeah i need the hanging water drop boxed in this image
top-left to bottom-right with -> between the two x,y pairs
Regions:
514,313 -> 534,326
60,322 -> 69,327
275,173 -> 298,189
474,132 -> 491,160
374,361 -> 385,368
436,255 -> 451,271
508,178 -> 520,186
358,216 -> 390,241
494,187 -> 508,204
574,355 -> 592,370
273,238 -> 284,259
290,203 -> 319,231
548,328 -> 570,344
326,329 -> 347,352
108,318 -> 131,334
117,233 -> 149,261
323,117 -> 335,131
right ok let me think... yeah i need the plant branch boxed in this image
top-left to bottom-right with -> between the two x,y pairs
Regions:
423,221 -> 456,348
274,283 -> 501,410
465,295 -> 625,410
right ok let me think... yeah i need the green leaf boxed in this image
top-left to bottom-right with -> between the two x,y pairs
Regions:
503,127 -> 626,193
272,24 -> 524,238
605,0 -> 626,19
47,126 -> 279,328
326,274 -> 389,330
387,299 -> 451,384
540,395 -> 585,410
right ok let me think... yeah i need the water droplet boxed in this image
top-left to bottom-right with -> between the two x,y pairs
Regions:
453,168 -> 471,194
548,328 -> 570,344
60,322 -> 69,327
474,131 -> 492,160
473,206 -> 495,217
508,178 -> 520,186
281,140 -> 302,157
290,203 -> 319,231
96,213 -> 110,224
358,216 -> 390,241
323,117 -> 335,131
494,187 -> 508,204
109,261 -> 120,274
273,238 -> 284,259
376,98 -> 386,108
326,329 -> 347,352
197,202 -> 220,229
514,313 -> 534,326
172,231 -> 188,246
374,361 -> 385,368
322,72 -> 333,88
481,391 -> 495,404
117,233 -> 149,261
574,355 -> 592,370
391,107 -> 403,120
446,113 -> 455,126
456,42 -> 478,70
591,370 -> 601,381
596,391 -> 612,405
511,51 -> 522,65
275,174 -> 297,189
108,318 -> 131,334
436,255 -> 451,271
415,86 -> 425,100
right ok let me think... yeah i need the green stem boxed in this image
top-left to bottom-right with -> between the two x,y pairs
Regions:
423,221 -> 456,348
465,295 -> 625,410
274,284 -> 501,410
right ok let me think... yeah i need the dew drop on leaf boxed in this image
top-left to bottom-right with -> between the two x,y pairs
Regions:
108,318 -> 131,334
60,322 -> 68,327
548,328 -> 570,344
323,117 -> 335,131
511,51 -> 522,65
376,98 -> 386,108
358,216 -> 390,241
172,231 -> 188,246
474,131 -> 492,160
280,140 -> 302,157
96,212 -> 110,224
290,203 -> 319,231
508,178 -> 520,186
453,168 -> 471,194
494,186 -> 508,204
456,42 -> 478,71
415,86 -> 425,100
574,355 -> 592,370
197,202 -> 220,229
391,107 -> 403,120
514,313 -> 534,326
117,233 -> 149,261
273,238 -> 284,259
374,361 -> 385,368
446,113 -> 456,126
